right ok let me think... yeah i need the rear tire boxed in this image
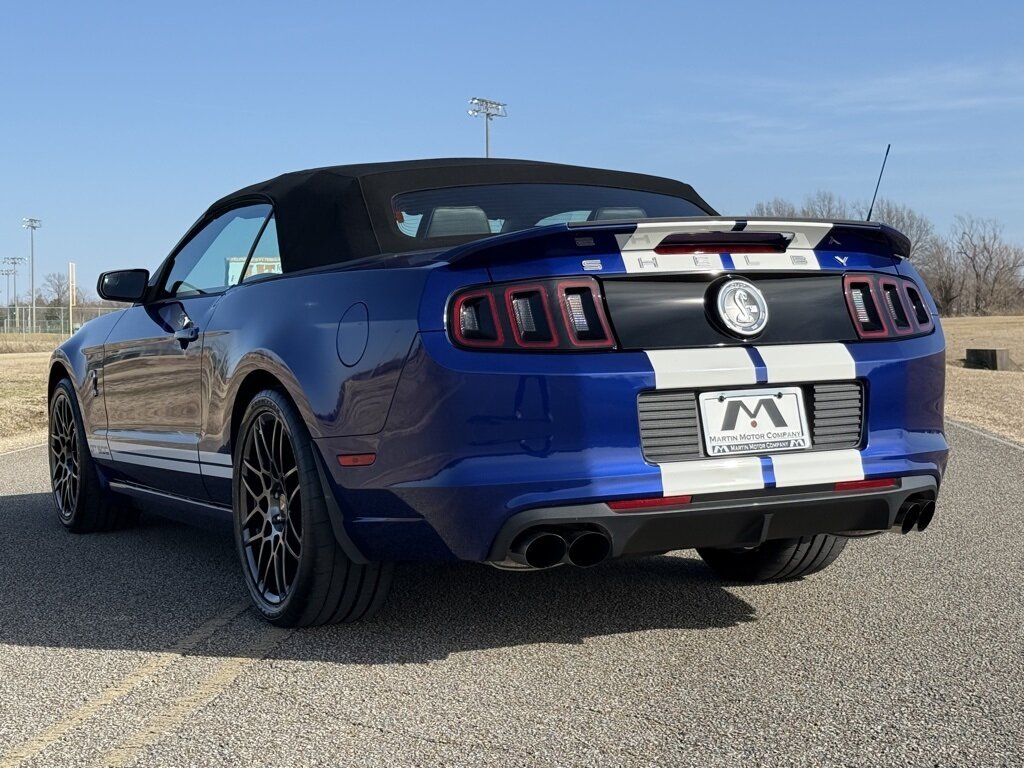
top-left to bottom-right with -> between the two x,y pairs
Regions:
49,378 -> 136,533
233,389 -> 392,627
697,534 -> 847,583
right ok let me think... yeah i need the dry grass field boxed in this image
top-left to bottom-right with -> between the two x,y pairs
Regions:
0,332 -> 64,354
0,351 -> 50,453
942,316 -> 1024,368
1,318 -> 1022,454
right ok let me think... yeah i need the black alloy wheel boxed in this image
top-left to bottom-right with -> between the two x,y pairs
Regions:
238,409 -> 303,606
48,377 -> 135,532
49,388 -> 80,522
233,389 -> 393,626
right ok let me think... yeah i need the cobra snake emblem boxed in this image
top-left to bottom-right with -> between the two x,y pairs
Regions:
732,289 -> 758,325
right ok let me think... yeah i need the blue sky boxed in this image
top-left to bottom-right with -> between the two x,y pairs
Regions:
1,1 -> 1022,297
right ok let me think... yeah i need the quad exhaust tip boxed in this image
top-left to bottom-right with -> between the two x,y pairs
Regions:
508,528 -> 613,569
566,531 -> 612,568
509,531 -> 567,569
892,497 -> 937,535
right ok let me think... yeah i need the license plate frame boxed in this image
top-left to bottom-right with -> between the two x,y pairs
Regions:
698,386 -> 811,457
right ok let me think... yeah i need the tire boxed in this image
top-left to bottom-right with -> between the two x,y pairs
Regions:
233,389 -> 392,627
49,378 -> 136,533
697,534 -> 848,583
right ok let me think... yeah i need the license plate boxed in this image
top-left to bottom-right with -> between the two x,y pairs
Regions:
698,386 -> 811,456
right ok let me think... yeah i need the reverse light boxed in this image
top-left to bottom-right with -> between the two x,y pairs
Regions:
449,277 -> 615,351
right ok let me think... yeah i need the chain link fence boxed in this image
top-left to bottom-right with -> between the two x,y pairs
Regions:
0,305 -> 121,335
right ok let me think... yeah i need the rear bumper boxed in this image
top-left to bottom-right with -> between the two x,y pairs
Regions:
317,330 -> 948,562
487,475 -> 938,561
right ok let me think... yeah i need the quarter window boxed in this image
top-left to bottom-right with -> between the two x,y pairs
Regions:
163,204 -> 271,298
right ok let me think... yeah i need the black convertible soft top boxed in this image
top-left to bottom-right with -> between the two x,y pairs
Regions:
208,158 -> 716,272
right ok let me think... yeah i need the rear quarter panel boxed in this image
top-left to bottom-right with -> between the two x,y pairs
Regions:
200,267 -> 431,459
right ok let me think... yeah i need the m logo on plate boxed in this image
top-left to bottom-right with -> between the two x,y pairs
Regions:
719,397 -> 788,431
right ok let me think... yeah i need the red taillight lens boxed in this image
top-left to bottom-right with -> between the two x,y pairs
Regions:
608,494 -> 692,511
450,277 -> 615,351
843,274 -> 932,339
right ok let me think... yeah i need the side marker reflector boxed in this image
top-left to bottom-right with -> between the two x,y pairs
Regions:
834,478 -> 897,492
609,494 -> 692,511
338,453 -> 376,467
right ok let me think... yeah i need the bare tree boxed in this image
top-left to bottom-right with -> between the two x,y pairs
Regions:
801,190 -> 850,220
43,272 -> 70,306
853,198 -> 939,261
922,241 -> 966,315
751,198 -> 799,218
952,216 -> 1024,315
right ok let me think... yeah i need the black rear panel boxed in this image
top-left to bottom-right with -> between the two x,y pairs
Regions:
638,382 -> 864,463
603,274 -> 858,349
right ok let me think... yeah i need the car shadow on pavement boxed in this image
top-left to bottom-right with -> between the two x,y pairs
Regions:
0,493 -> 756,664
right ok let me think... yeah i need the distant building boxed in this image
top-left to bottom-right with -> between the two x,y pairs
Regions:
225,257 -> 282,285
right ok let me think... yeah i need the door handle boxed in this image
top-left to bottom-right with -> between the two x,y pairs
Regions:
174,325 -> 200,347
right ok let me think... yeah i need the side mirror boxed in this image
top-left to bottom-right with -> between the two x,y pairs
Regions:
97,269 -> 150,303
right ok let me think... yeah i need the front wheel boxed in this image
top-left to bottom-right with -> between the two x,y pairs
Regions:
49,378 -> 136,533
233,389 -> 392,627
697,534 -> 847,583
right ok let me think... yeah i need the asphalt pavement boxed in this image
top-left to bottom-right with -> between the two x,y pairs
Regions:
0,423 -> 1021,767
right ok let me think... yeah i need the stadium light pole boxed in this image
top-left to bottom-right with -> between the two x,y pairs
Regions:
2,256 -> 24,330
467,98 -> 507,158
22,218 -> 41,332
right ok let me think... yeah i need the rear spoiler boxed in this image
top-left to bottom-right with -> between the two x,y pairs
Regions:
441,216 -> 911,271
574,217 -> 911,259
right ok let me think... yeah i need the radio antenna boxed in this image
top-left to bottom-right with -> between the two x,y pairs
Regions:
866,143 -> 891,221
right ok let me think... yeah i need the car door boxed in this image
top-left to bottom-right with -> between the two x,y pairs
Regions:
100,203 -> 272,499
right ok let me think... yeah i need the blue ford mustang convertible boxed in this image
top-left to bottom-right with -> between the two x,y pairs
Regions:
48,159 -> 948,625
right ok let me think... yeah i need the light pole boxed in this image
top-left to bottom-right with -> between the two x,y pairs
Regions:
467,97 -> 507,158
2,256 -> 24,330
23,218 -> 41,333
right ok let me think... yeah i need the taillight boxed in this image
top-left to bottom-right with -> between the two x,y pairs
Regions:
452,290 -> 504,347
843,274 -> 933,339
450,277 -> 615,351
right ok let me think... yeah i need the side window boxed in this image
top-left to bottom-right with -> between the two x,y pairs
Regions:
241,216 -> 281,283
163,204 -> 271,298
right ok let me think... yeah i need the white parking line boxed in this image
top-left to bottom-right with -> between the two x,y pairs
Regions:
0,442 -> 46,458
947,419 -> 1024,452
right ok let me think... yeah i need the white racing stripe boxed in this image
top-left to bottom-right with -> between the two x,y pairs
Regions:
756,343 -> 856,383
660,456 -> 765,496
646,348 -> 757,390
769,449 -> 864,488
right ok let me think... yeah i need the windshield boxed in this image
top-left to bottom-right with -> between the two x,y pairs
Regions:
392,183 -> 709,242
